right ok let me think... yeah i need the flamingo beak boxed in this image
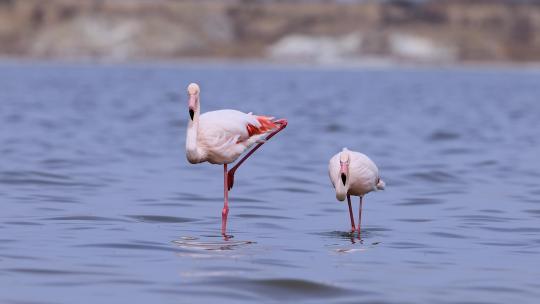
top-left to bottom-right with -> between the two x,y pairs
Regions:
340,163 -> 348,186
188,95 -> 196,120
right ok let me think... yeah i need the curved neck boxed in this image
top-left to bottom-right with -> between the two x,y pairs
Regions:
186,100 -> 205,163
335,166 -> 349,201
335,178 -> 348,201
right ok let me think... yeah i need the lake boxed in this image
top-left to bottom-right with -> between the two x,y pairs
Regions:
1,62 -> 539,303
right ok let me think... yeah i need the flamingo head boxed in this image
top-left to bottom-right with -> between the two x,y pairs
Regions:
336,148 -> 350,201
187,83 -> 200,121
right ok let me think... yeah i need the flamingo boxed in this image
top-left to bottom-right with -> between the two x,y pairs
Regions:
185,83 -> 287,237
328,148 -> 385,237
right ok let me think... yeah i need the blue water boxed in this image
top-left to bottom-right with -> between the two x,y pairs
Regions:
1,62 -> 540,303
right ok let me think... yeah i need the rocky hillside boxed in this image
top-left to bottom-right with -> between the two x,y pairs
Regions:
1,0 -> 539,63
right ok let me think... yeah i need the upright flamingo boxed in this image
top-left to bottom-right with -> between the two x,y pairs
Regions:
185,83 -> 287,237
328,148 -> 385,236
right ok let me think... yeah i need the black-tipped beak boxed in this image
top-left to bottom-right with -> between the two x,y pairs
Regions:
189,109 -> 194,121
341,173 -> 347,186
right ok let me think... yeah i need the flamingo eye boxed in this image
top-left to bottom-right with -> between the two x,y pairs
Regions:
341,173 -> 347,185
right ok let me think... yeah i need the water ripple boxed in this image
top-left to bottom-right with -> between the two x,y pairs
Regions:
76,242 -> 184,253
44,216 -> 129,223
407,170 -> 462,184
396,197 -> 445,206
428,130 -> 461,141
204,277 -> 356,300
127,215 -> 197,223
5,268 -> 114,276
429,232 -> 469,239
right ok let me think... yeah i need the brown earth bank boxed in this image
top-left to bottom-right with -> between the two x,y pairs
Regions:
0,0 -> 539,63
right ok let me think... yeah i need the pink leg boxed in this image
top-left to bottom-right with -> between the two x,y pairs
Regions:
347,195 -> 356,233
221,164 -> 229,236
227,119 -> 287,190
357,196 -> 363,238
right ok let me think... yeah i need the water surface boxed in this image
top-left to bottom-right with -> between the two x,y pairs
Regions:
1,62 -> 540,303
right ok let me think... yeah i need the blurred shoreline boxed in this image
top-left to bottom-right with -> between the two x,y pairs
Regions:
1,0 -> 540,65
3,57 -> 540,72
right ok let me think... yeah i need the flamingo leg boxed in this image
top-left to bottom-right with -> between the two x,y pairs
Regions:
347,195 -> 356,233
221,164 -> 229,236
357,196 -> 363,238
227,119 -> 287,190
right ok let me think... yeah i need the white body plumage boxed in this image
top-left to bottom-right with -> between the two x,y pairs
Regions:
328,148 -> 385,201
185,83 -> 277,165
186,109 -> 268,164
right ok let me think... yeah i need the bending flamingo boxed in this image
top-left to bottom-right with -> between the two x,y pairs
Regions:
328,148 -> 385,237
185,83 -> 287,237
